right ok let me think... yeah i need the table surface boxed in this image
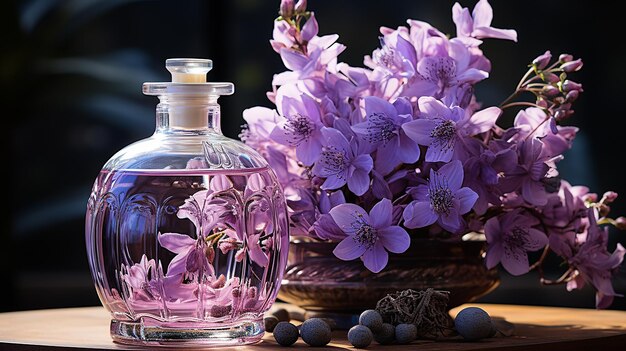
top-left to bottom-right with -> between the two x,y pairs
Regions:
0,303 -> 625,350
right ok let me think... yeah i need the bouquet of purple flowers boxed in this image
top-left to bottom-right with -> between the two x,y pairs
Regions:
241,0 -> 626,308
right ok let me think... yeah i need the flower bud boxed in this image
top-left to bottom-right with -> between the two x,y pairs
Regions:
599,204 -> 611,217
248,286 -> 258,299
536,99 -> 548,108
295,0 -> 307,13
583,193 -> 598,203
542,72 -> 560,83
542,85 -> 560,97
206,246 -> 215,262
562,80 -> 583,92
551,97 -> 565,106
566,90 -> 579,102
533,50 -> 552,70
561,59 -> 583,72
211,274 -> 226,289
280,0 -> 295,18
559,54 -> 573,62
602,191 -> 618,204
554,108 -> 574,121
615,216 -> 626,230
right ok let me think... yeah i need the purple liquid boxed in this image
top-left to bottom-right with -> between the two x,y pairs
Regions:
86,167 -> 288,336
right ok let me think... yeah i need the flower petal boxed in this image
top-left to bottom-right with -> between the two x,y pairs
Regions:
397,133 -> 421,164
378,226 -> 410,253
329,203 -> 369,234
485,242 -> 502,269
456,187 -> 478,214
166,250 -> 190,276
418,96 -> 450,118
247,234 -> 269,267
321,173 -> 348,191
522,179 -> 548,206
375,141 -> 400,175
403,201 -> 438,228
352,154 -> 374,172
321,127 -> 351,152
452,2 -> 473,38
279,48 -> 308,71
301,13 -> 319,42
501,245 -> 530,276
296,137 -> 323,166
347,168 -> 371,196
472,0 -> 494,28
524,228 -> 548,251
473,27 -> 517,42
425,141 -> 454,162
158,233 -> 196,254
467,106 -> 501,135
438,160 -> 464,191
456,68 -> 489,83
364,96 -> 398,120
362,243 -> 389,273
402,118 -> 436,146
369,198 -> 393,229
333,236 -> 367,261
301,92 -> 322,122
438,208 -> 462,233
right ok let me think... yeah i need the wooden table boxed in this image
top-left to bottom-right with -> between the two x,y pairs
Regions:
0,304 -> 625,350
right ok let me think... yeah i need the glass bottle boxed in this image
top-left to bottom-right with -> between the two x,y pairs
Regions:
85,59 -> 289,346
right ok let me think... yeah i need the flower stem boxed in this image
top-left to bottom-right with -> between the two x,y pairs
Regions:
529,245 -> 550,271
500,101 -> 543,110
540,268 -> 577,285
516,67 -> 535,90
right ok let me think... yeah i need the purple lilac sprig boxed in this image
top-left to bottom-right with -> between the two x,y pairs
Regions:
240,0 -> 625,307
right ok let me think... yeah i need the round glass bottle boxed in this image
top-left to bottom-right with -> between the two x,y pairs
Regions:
85,59 -> 289,346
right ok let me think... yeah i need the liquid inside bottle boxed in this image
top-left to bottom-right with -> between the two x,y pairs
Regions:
85,59 -> 289,346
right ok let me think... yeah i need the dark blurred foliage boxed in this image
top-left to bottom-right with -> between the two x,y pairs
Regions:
1,0 -> 624,311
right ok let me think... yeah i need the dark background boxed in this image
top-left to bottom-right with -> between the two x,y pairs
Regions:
2,0 -> 625,312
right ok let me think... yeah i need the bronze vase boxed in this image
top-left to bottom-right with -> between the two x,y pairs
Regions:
278,238 -> 499,313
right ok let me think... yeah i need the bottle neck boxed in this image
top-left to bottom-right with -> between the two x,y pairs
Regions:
155,95 -> 222,134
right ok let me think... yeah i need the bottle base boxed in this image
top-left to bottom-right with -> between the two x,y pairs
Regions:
110,318 -> 264,347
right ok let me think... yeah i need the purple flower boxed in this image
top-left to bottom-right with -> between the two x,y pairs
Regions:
403,160 -> 478,233
407,40 -> 489,99
330,198 -> 410,273
158,232 -> 214,282
312,127 -> 373,196
312,190 -> 347,241
463,139 -> 517,215
511,107 -> 578,158
272,26 -> 346,87
121,255 -> 160,302
499,138 -> 552,206
352,96 -> 420,175
241,106 -> 279,151
542,181 -> 589,246
566,210 -> 626,308
402,96 -> 500,162
270,86 -> 325,165
485,209 -> 548,276
452,0 -> 517,45
176,189 -> 221,236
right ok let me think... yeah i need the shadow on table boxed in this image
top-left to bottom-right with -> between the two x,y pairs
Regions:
253,322 -> 626,350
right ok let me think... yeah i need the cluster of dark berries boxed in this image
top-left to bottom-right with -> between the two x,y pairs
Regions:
266,308 -> 333,347
267,306 -> 496,347
347,309 -> 417,348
